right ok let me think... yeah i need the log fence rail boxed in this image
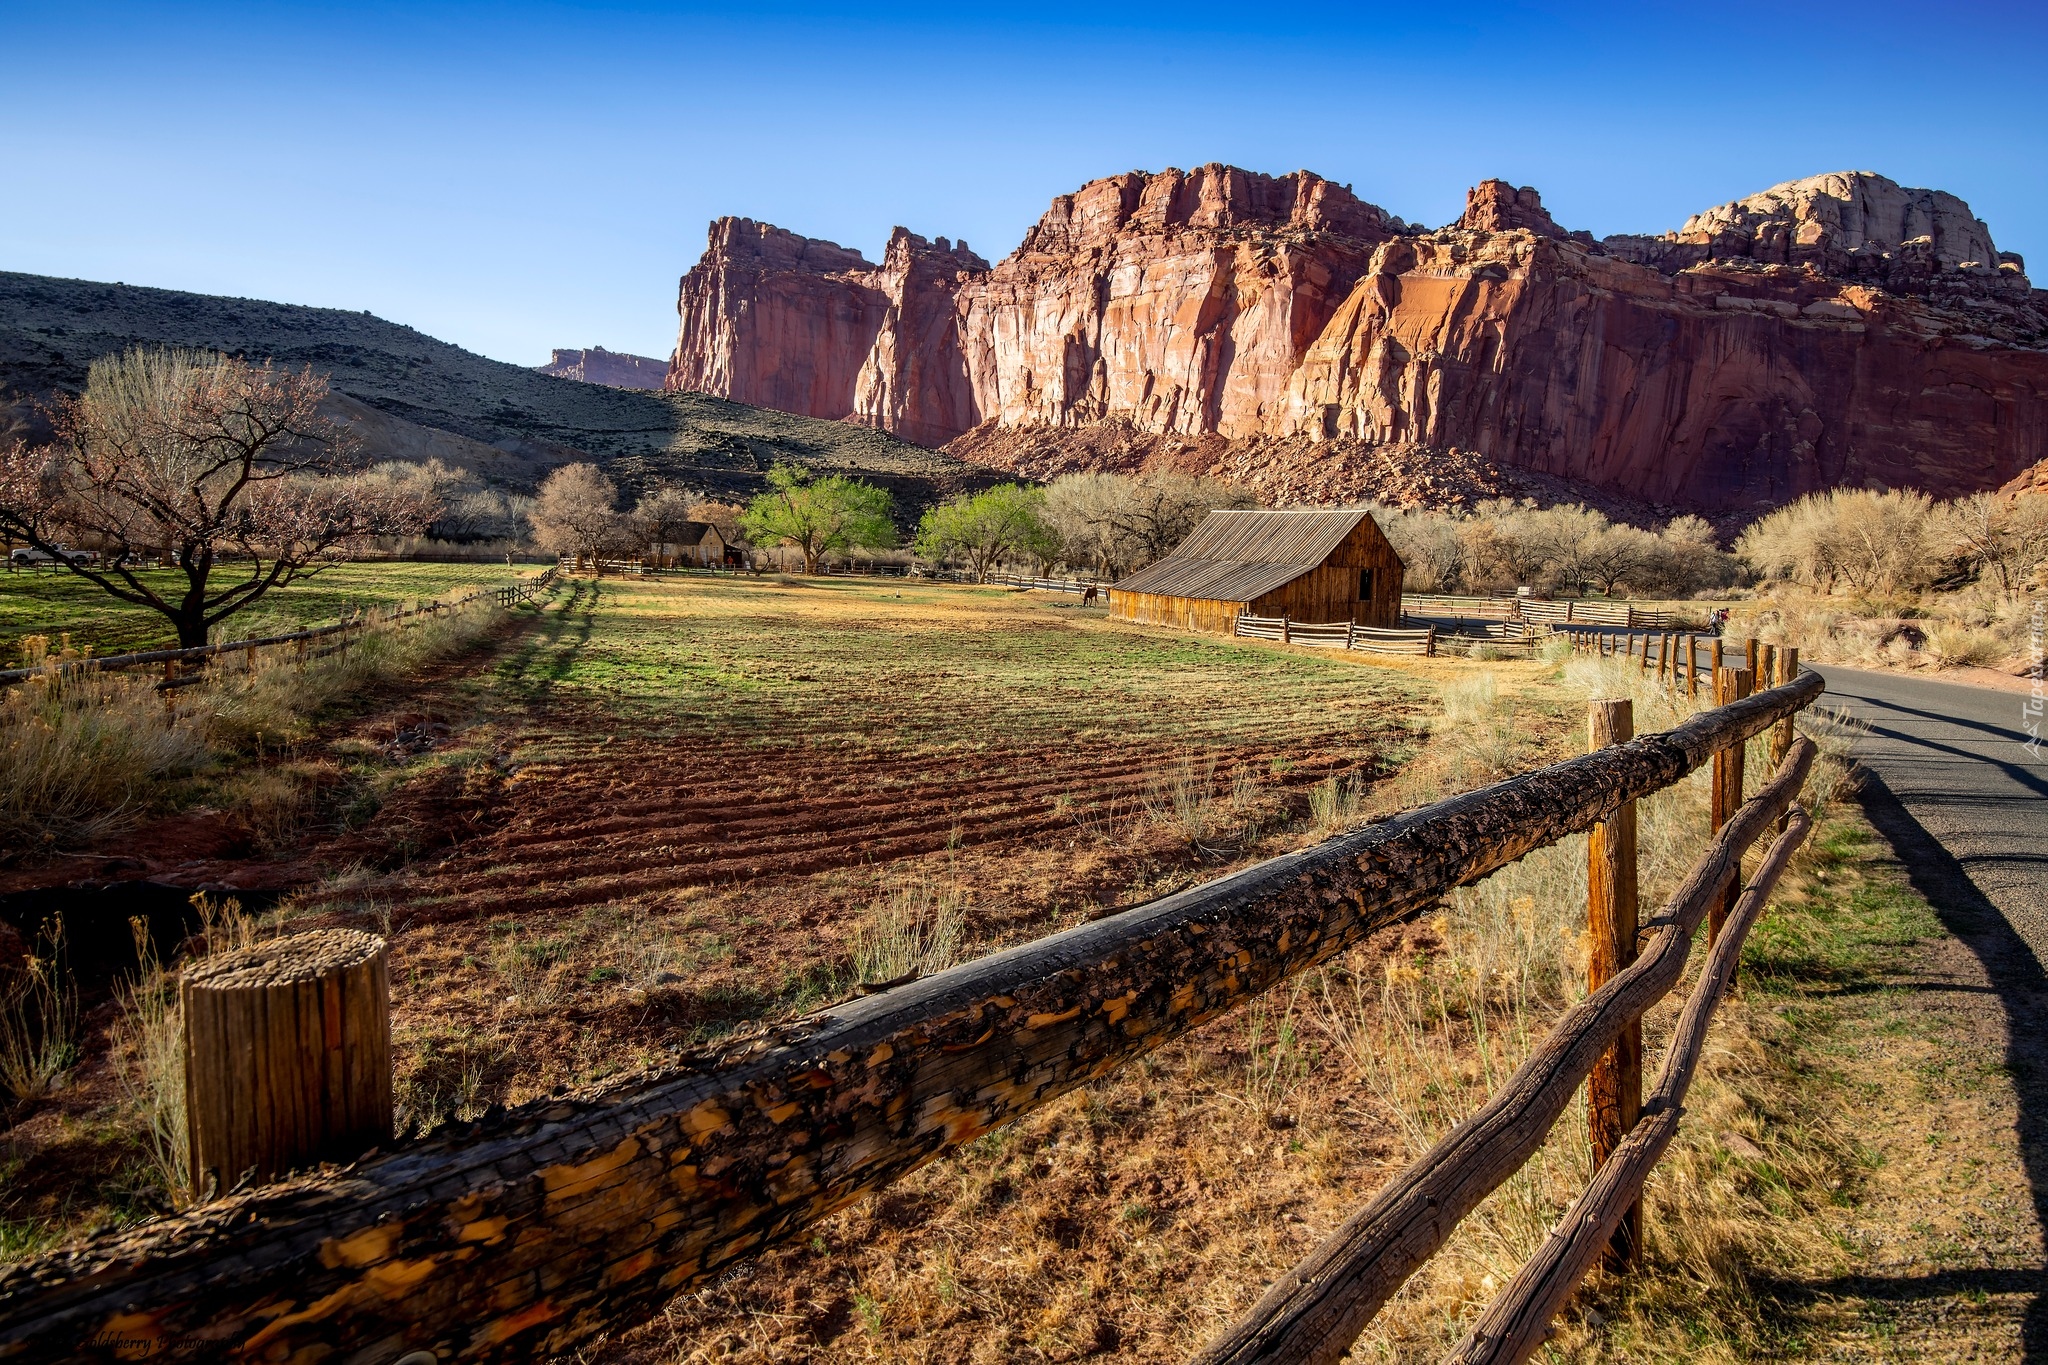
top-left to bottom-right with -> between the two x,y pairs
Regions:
0,665 -> 1825,1363
1234,613 -> 1438,655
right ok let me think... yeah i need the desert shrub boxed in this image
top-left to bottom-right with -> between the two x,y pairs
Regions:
112,894 -> 272,1204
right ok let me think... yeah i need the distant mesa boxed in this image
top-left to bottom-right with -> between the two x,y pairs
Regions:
666,164 -> 2048,516
535,346 -> 670,391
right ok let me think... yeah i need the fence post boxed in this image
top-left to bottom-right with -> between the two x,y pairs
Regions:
1657,633 -> 1670,685
1587,698 -> 1641,1269
1710,635 -> 1723,680
1346,620 -> 1356,650
1683,634 -> 1697,698
1744,636 -> 1760,677
1710,667 -> 1755,952
1771,646 -> 1801,804
1639,633 -> 1652,674
1281,616 -> 1291,645
1425,625 -> 1436,658
181,929 -> 392,1200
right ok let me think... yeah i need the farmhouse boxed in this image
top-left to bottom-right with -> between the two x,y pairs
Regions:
1108,507 -> 1404,634
650,521 -> 727,568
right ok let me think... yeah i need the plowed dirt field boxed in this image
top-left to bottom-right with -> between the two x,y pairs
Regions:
322,574 -> 1461,1125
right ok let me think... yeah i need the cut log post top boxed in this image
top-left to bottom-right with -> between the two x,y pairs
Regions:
0,674 -> 1824,1365
182,929 -> 384,992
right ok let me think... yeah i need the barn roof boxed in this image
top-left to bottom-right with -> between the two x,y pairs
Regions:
1111,508 -> 1375,603
670,521 -> 721,546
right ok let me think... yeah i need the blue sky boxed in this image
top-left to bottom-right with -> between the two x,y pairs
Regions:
4,2 -> 2043,366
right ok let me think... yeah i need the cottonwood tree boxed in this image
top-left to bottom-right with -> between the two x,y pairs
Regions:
737,464 -> 894,573
914,483 -> 1052,582
0,348 -> 437,648
1579,524 -> 1657,596
1738,489 -> 1935,594
529,463 -> 626,571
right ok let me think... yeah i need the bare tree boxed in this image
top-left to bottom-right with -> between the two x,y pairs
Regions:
1579,525 -> 1655,596
1942,492 -> 2048,595
0,348 -> 437,648
529,463 -> 626,571
630,485 -> 701,562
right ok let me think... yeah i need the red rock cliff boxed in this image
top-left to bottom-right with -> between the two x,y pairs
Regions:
667,168 -> 2048,512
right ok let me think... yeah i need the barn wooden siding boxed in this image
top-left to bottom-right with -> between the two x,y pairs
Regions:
1108,509 -> 1405,636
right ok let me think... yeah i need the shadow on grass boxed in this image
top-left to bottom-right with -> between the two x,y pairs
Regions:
1848,768 -> 2048,1359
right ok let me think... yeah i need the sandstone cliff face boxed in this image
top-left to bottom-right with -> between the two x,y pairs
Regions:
536,346 -> 669,390
667,168 -> 2048,513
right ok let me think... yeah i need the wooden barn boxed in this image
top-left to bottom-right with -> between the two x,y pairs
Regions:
1108,508 -> 1404,635
650,521 -> 727,569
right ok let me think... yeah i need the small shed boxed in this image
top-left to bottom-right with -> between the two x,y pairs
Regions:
1108,508 -> 1404,635
654,522 -> 726,569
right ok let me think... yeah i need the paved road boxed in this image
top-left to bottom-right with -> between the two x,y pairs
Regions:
1812,664 -> 2048,957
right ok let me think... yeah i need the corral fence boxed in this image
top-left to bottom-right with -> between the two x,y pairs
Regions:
0,655 -> 1827,1365
1568,625 -> 1792,706
1235,612 -> 1437,656
0,566 -> 559,692
1404,593 -> 1673,630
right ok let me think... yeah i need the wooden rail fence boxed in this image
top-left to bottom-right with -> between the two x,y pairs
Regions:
1235,613 -> 1438,655
0,668 -> 1823,1361
1402,594 -> 1673,630
0,567 -> 558,691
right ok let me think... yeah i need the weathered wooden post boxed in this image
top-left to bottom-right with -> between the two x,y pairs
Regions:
1759,643 -> 1777,697
1710,635 -> 1724,680
1346,619 -> 1356,650
1770,646 -> 1801,763
1683,634 -> 1697,698
1587,698 -> 1641,1268
1425,625 -> 1437,658
1709,668 -> 1755,951
1657,633 -> 1671,685
1744,636 -> 1760,677
182,929 -> 392,1199
1281,616 -> 1291,645
1639,633 -> 1653,674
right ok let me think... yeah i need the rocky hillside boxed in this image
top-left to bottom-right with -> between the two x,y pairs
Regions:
534,346 -> 670,390
667,167 -> 2048,517
0,271 -> 988,507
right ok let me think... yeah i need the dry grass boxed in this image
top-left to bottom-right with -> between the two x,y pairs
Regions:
1725,583 -> 2043,674
0,645 -> 211,851
0,930 -> 75,1110
0,590 -> 512,861
109,893 -> 277,1205
600,646 -> 1890,1362
853,883 -> 969,987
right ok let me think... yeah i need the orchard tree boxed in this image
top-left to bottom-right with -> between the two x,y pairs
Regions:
0,347 -> 437,648
915,483 -> 1052,582
738,464 -> 894,573
529,463 -> 626,571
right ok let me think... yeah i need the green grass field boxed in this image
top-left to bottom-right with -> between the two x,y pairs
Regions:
0,560 -> 536,661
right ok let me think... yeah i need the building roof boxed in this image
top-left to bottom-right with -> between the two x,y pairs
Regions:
1111,508 -> 1375,603
670,521 -> 722,546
